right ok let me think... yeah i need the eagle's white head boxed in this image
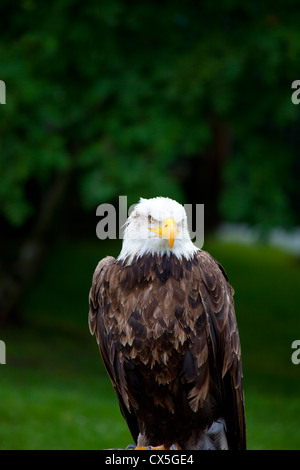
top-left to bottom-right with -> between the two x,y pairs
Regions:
118,197 -> 199,263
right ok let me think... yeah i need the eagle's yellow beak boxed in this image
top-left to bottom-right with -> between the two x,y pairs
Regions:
149,218 -> 179,250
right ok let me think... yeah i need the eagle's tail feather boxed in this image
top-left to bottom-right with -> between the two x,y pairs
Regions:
183,418 -> 228,450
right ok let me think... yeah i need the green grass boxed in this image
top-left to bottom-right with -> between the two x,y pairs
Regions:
1,238 -> 300,449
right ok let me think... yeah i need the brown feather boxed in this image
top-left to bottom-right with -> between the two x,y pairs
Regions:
88,250 -> 246,449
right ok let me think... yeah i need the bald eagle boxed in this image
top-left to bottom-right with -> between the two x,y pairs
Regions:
89,197 -> 246,450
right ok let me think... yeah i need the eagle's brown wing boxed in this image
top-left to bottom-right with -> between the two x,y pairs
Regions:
194,250 -> 246,449
89,256 -> 140,442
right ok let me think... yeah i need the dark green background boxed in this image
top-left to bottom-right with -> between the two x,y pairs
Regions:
1,1 -> 300,449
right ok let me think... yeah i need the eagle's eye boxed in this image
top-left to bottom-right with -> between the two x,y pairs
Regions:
148,215 -> 155,224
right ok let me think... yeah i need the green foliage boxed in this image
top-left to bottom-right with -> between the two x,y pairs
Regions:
1,1 -> 300,229
220,139 -> 295,233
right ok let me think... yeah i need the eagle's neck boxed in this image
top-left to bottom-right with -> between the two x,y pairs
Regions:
118,236 -> 199,265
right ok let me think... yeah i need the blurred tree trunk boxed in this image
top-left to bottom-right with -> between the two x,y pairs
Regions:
180,115 -> 232,230
0,172 -> 70,325
209,115 -> 232,228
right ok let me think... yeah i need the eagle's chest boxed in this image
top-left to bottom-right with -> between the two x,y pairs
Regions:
107,254 -> 204,377
121,308 -> 189,386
